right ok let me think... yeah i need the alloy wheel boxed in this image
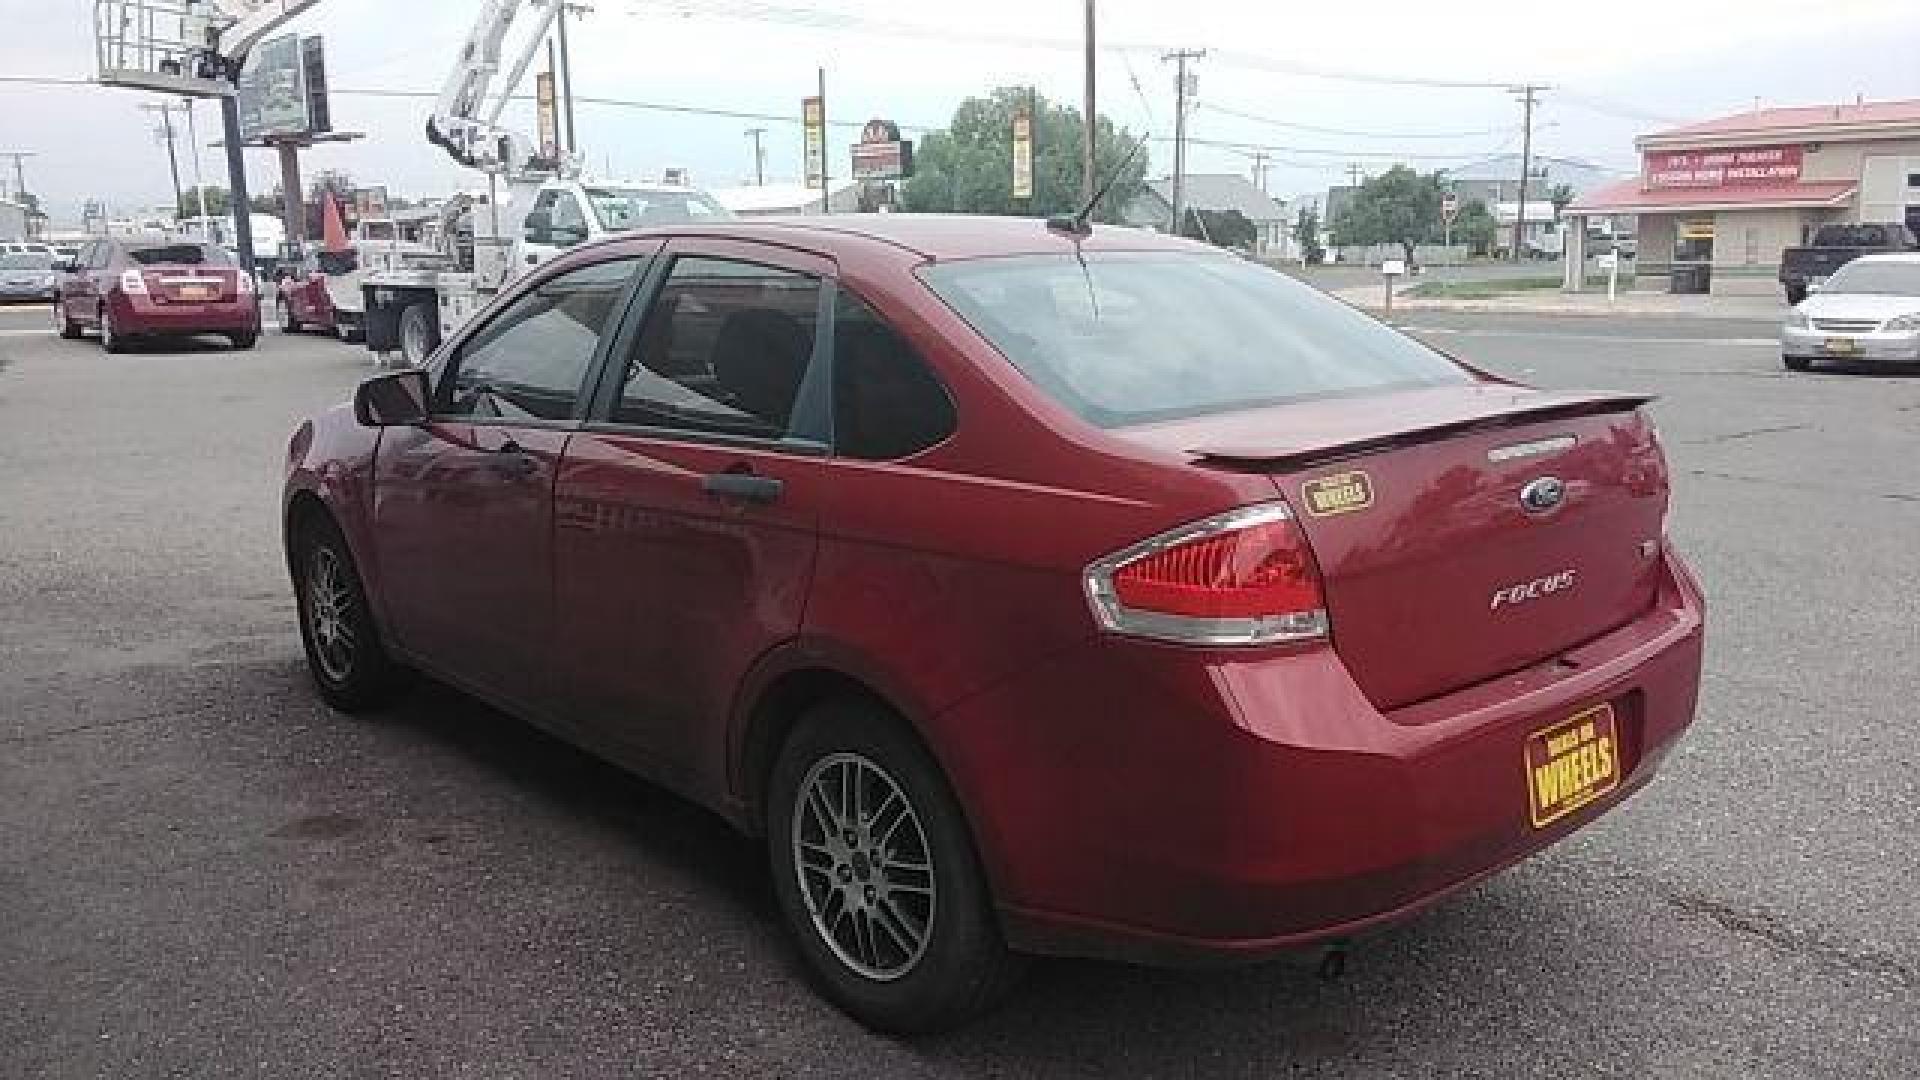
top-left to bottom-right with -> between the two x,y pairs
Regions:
304,544 -> 357,682
791,752 -> 936,981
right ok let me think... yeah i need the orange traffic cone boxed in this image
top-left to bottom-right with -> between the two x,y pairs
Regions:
321,189 -> 351,254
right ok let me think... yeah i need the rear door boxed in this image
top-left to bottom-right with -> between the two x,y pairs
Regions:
553,239 -> 833,784
372,250 -> 651,709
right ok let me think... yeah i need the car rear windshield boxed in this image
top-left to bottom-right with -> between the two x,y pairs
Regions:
920,251 -> 1469,427
1823,261 -> 1920,296
125,244 -> 230,266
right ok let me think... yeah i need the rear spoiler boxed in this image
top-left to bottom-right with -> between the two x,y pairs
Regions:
1191,393 -> 1654,471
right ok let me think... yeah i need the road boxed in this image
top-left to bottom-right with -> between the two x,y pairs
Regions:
3,303 -> 1917,1078
1283,260 -> 1566,293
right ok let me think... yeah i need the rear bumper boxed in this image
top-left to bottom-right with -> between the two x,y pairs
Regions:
932,547 -> 1705,965
109,291 -> 260,334
1782,324 -> 1920,362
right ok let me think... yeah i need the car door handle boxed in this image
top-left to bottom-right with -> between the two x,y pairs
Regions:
702,470 -> 783,504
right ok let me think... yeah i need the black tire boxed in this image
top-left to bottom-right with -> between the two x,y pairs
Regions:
1783,353 -> 1813,372
277,296 -> 302,333
291,513 -> 409,712
398,302 -> 439,366
1784,282 -> 1807,306
53,297 -> 81,339
767,699 -> 1025,1034
229,329 -> 259,350
99,302 -> 126,353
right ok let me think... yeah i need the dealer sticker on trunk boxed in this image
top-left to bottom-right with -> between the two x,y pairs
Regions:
1300,470 -> 1373,517
1525,703 -> 1621,828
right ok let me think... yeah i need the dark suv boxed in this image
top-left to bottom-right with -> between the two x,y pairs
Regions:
54,239 -> 260,351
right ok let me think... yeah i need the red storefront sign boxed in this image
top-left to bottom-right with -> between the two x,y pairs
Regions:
1645,145 -> 1802,189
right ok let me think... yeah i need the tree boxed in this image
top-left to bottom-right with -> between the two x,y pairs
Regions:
1181,207 -> 1256,250
902,88 -> 1147,222
176,185 -> 232,219
1293,205 -> 1325,265
1450,198 -> 1498,256
1331,165 -> 1441,264
1548,182 -> 1576,225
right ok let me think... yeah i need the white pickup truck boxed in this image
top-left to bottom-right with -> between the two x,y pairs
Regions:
360,177 -> 732,365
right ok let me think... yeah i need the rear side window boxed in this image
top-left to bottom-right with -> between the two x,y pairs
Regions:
832,291 -> 955,460
440,257 -> 642,421
613,256 -> 823,441
921,252 -> 1468,428
126,244 -> 229,266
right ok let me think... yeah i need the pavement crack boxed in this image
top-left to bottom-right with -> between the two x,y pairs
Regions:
1684,467 -> 1920,503
1647,884 -> 1920,992
1680,423 -> 1810,446
0,707 -> 190,746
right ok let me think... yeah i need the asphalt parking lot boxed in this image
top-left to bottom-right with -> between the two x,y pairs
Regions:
3,302 -> 1916,1077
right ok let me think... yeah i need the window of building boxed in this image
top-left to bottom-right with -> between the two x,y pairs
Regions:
440,257 -> 641,421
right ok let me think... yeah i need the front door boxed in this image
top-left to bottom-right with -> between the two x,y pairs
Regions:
554,241 -> 833,786
372,252 -> 649,709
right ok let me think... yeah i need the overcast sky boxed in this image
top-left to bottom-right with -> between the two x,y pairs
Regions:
3,0 -> 1917,223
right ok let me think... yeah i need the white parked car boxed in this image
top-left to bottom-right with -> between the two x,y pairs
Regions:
1781,252 -> 1920,371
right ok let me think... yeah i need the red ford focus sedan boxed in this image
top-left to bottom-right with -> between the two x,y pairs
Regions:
282,216 -> 1704,1032
55,238 -> 260,351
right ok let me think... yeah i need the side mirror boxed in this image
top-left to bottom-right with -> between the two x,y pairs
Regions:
353,368 -> 430,427
1807,281 -> 1824,294
523,210 -> 552,244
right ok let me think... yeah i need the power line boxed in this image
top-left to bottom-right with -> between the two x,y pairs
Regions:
1196,101 -> 1514,140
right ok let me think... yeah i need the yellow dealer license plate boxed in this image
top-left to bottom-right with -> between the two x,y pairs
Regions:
1525,703 -> 1620,828
180,285 -> 213,300
1824,337 -> 1858,354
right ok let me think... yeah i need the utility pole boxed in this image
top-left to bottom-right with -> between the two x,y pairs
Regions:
181,100 -> 211,228
745,127 -> 767,185
1346,162 -> 1365,189
1247,150 -> 1270,192
140,102 -> 185,219
1510,84 -> 1544,262
1164,48 -> 1204,234
1081,0 -> 1096,205
558,3 -> 592,157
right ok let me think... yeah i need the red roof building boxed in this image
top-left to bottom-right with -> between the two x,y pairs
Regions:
1565,98 -> 1920,296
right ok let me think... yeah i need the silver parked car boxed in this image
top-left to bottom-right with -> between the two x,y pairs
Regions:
1781,252 -> 1920,371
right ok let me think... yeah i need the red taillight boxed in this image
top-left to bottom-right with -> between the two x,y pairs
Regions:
1086,504 -> 1328,646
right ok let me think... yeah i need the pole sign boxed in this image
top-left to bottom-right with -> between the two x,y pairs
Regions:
850,118 -> 913,181
1011,107 -> 1034,200
536,71 -> 560,160
236,34 -> 310,141
802,96 -> 826,189
1441,191 -> 1460,224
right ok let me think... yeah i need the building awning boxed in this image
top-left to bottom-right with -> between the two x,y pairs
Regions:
1568,178 -> 1856,216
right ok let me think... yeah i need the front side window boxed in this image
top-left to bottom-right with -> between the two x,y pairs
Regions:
613,256 -> 822,440
920,252 -> 1469,428
440,257 -> 641,421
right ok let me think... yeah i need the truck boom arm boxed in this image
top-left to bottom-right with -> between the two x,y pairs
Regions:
425,0 -> 564,178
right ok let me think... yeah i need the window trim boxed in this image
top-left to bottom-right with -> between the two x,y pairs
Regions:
428,247 -> 657,427
582,240 -> 837,455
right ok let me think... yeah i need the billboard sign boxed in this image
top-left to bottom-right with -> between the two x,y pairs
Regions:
237,34 -> 331,141
802,96 -> 826,188
1011,107 -> 1034,200
1645,145 -> 1802,189
851,117 -> 912,181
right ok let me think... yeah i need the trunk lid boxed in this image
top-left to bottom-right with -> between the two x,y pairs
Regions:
1120,383 -> 1670,711
144,265 -> 238,303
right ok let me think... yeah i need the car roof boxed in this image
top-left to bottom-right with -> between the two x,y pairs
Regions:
1849,251 -> 1920,265
599,214 -> 1203,263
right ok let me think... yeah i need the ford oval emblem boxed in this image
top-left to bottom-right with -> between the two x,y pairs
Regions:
1519,476 -> 1567,514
